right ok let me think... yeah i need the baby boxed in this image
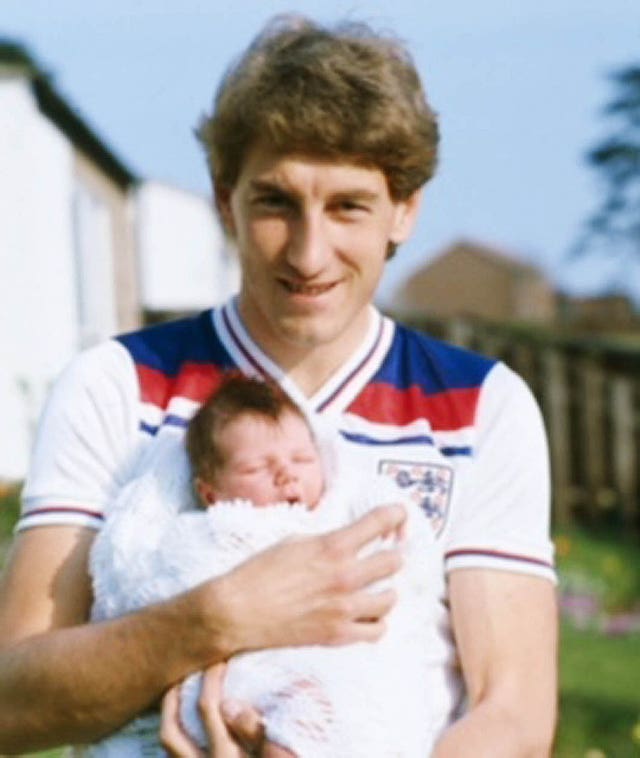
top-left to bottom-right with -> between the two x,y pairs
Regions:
187,373 -> 325,512
88,375 -> 437,757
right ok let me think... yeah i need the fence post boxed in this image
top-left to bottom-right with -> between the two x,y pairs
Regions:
511,342 -> 538,394
473,329 -> 504,360
610,375 -> 638,530
579,355 -> 608,520
540,347 -> 572,527
446,318 -> 472,348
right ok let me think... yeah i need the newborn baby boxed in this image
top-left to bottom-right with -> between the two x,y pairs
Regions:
88,375 -> 437,756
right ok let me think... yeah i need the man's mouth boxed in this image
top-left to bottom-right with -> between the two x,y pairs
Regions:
280,280 -> 337,296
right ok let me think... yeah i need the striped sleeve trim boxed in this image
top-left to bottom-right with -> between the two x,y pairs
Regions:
16,505 -> 104,532
445,547 -> 556,582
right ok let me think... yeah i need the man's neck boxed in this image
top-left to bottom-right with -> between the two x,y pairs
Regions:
265,335 -> 368,397
235,302 -> 376,398
282,344 -> 356,397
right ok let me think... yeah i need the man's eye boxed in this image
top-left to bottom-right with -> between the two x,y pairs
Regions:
334,200 -> 370,215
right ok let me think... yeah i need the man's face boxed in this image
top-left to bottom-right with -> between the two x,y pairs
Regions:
219,145 -> 420,366
205,410 -> 325,508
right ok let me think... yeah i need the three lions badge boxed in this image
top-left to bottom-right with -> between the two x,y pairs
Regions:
378,460 -> 453,537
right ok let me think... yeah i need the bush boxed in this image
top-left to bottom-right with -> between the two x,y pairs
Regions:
555,526 -> 640,615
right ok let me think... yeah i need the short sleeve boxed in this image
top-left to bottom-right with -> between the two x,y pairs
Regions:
18,340 -> 140,531
444,362 -> 556,582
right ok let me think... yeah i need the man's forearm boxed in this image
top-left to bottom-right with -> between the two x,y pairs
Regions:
432,698 -> 554,758
0,507 -> 404,751
0,582 -> 230,752
436,570 -> 558,758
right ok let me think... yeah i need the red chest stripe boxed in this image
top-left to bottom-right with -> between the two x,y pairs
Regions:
137,363 -> 225,409
347,383 -> 481,431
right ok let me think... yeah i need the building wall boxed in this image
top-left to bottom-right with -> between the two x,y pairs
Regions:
135,182 -> 238,314
0,76 -> 78,478
513,272 -> 557,322
0,82 -> 237,480
397,247 -> 514,320
396,245 -> 556,323
74,150 -> 140,335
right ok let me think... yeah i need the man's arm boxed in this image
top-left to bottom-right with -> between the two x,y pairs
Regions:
0,525 -> 225,751
432,568 -> 558,757
0,505 -> 404,752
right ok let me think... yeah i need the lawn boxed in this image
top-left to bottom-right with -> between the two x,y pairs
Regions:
1,489 -> 639,757
554,525 -> 640,757
557,623 -> 640,756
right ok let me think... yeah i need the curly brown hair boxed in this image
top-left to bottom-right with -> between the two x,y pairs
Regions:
197,15 -> 439,205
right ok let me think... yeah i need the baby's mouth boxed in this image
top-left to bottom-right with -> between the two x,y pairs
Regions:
282,487 -> 303,505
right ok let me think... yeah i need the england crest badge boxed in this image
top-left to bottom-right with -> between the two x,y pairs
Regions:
378,459 -> 454,537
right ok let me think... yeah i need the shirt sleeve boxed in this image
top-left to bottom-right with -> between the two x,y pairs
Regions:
444,362 -> 556,582
18,340 -> 140,532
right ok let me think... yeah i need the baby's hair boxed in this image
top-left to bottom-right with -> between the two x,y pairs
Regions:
186,373 -> 309,484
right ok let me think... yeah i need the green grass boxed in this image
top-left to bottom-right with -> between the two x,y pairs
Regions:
553,526 -> 640,756
556,622 -> 640,757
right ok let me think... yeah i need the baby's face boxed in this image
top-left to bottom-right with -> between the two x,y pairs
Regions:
210,410 -> 325,508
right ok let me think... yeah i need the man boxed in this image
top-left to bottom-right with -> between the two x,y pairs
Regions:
0,16 -> 557,756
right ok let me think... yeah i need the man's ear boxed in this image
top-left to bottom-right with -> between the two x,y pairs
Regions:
195,477 -> 217,506
389,189 -> 423,245
215,183 -> 236,236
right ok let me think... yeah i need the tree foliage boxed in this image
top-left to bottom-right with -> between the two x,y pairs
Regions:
577,63 -> 640,260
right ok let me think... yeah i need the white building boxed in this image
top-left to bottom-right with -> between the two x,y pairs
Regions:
136,181 -> 239,321
0,41 -> 236,480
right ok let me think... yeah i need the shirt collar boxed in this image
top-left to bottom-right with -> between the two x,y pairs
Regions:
212,296 -> 394,414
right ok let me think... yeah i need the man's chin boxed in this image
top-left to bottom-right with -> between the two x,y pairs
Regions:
275,320 -> 340,350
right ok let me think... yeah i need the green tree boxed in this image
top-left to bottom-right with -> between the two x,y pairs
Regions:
576,63 -> 640,261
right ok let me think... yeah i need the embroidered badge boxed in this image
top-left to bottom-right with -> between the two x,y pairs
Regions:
378,460 -> 453,536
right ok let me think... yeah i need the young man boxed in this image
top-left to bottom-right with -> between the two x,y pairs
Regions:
0,15 -> 557,756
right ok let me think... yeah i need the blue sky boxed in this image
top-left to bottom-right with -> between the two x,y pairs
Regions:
3,1 -> 640,304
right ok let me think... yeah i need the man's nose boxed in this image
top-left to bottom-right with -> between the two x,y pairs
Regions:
285,210 -> 330,276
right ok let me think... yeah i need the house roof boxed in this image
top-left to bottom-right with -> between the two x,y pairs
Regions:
430,239 -> 544,278
0,39 -> 137,189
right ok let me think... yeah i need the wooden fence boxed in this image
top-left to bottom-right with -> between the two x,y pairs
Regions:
395,314 -> 640,534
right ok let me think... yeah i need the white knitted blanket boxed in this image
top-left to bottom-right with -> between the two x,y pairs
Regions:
84,431 -> 438,757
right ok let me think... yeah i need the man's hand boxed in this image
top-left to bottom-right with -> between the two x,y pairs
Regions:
159,505 -> 407,756
161,664 -> 245,758
0,504 -> 404,750
210,503 -> 406,656
161,663 -> 299,757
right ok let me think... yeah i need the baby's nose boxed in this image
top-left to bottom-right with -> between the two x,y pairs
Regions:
274,463 -> 297,485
